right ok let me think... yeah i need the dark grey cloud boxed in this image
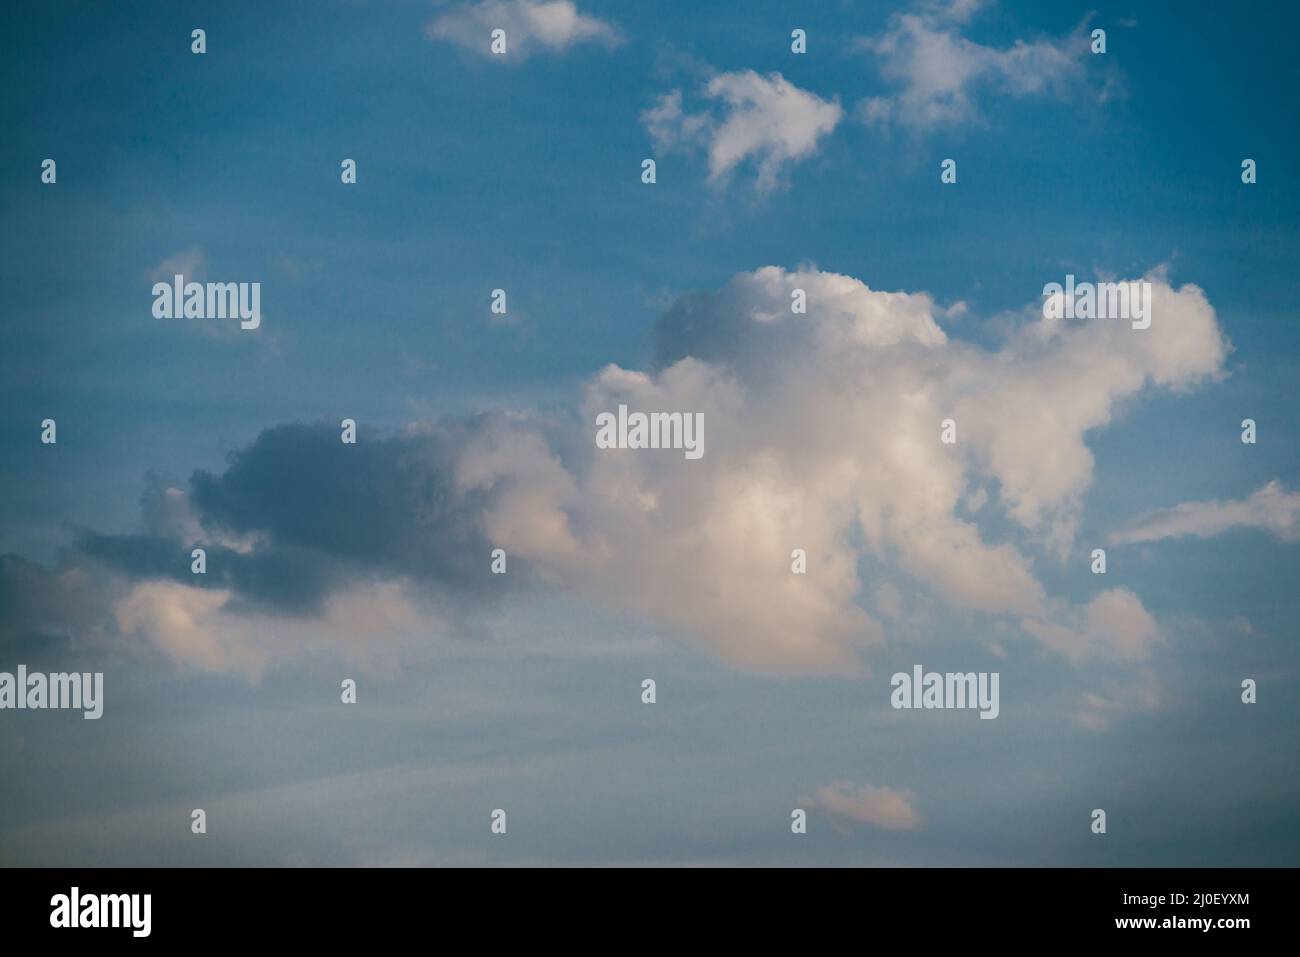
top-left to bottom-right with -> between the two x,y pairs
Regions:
1,418 -> 524,654
190,421 -> 495,590
76,532 -> 346,615
653,291 -> 737,370
651,276 -> 814,385
0,552 -> 115,663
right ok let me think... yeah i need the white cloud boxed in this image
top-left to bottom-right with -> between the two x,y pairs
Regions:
114,582 -> 254,677
805,782 -> 921,830
955,272 -> 1229,554
856,5 -> 1095,130
643,71 -> 842,192
1110,480 -> 1300,545
426,1 -> 620,58
464,265 -> 1225,673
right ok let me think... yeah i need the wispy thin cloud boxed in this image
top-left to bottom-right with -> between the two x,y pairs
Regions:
1110,480 -> 1300,545
856,2 -> 1108,131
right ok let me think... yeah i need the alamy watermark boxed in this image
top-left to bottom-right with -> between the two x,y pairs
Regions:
50,887 -> 150,937
0,666 -> 103,719
890,664 -> 999,719
152,273 -> 261,330
595,403 -> 704,459
1042,274 -> 1151,330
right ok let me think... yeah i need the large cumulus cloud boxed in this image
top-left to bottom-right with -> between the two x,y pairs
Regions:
1,265 -> 1229,683
471,265 -> 1227,673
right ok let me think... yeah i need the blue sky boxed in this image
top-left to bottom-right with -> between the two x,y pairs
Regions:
1,0 -> 1298,865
